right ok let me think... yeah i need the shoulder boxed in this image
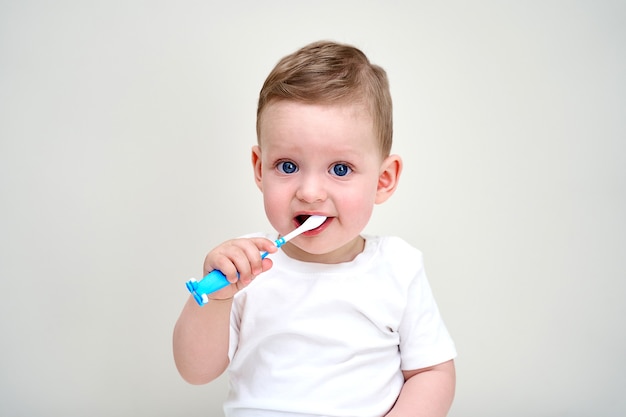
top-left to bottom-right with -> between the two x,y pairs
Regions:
364,235 -> 426,284
367,235 -> 424,265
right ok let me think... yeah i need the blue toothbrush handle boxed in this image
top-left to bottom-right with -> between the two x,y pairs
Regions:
185,270 -> 230,306
186,236 -> 286,306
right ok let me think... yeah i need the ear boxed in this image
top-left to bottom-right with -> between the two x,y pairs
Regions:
251,145 -> 263,191
375,154 -> 402,204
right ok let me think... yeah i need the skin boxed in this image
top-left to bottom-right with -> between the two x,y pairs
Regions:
252,100 -> 400,264
173,100 -> 455,416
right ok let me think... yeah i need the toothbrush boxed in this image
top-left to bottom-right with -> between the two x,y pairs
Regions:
185,215 -> 327,306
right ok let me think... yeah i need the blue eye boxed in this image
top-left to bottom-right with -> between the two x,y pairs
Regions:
331,163 -> 352,177
277,161 -> 298,174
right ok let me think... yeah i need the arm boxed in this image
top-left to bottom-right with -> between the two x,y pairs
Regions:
173,296 -> 233,384
172,237 -> 277,384
385,359 -> 456,417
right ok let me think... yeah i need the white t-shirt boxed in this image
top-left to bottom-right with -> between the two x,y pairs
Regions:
224,235 -> 456,417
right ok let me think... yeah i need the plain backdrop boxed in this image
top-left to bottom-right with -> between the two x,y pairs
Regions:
1,1 -> 624,416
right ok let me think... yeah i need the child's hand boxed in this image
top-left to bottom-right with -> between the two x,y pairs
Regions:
202,237 -> 278,300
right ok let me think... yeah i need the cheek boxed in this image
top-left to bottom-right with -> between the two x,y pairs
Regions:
261,182 -> 291,229
336,187 -> 376,224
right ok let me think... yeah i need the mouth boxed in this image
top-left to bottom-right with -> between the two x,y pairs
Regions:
293,214 -> 331,235
295,214 -> 312,226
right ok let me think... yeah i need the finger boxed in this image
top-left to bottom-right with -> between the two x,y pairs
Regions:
236,241 -> 270,282
260,257 -> 273,273
207,256 -> 239,283
202,238 -> 275,287
223,239 -> 265,282
229,238 -> 275,278
249,237 -> 280,254
203,249 -> 241,283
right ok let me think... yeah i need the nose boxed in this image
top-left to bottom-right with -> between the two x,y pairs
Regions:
295,173 -> 327,203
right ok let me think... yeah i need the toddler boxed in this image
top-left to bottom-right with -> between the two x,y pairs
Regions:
174,40 -> 457,417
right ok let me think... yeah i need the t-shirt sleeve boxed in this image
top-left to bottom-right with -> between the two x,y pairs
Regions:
397,255 -> 457,370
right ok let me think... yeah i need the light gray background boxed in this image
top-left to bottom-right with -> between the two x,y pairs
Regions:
1,1 -> 624,416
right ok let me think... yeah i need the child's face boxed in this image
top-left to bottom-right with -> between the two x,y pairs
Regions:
253,100 -> 400,264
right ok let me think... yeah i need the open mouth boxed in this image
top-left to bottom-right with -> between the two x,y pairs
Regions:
293,214 -> 330,234
295,214 -> 312,226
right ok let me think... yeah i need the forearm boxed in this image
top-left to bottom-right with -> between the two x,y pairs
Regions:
172,296 -> 233,384
386,360 -> 456,417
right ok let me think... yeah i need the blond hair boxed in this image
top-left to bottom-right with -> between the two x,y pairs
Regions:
257,41 -> 393,156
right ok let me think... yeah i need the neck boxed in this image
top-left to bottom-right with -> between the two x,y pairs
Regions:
281,235 -> 365,264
